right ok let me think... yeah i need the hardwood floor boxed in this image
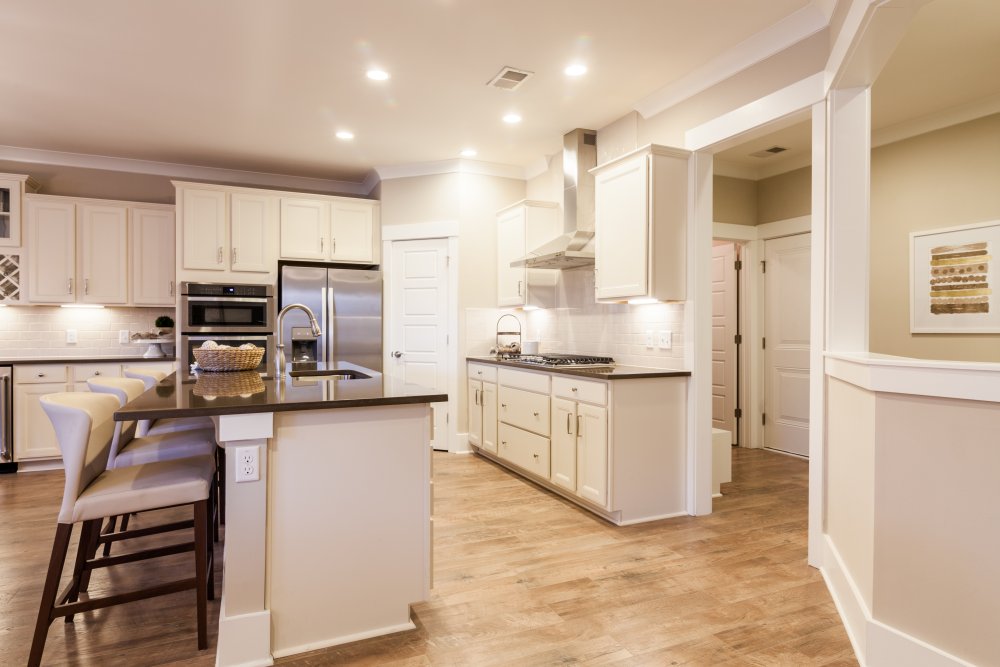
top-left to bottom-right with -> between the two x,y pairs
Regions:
1,448 -> 857,666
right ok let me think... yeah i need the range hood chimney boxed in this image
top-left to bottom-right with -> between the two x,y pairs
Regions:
511,129 -> 597,269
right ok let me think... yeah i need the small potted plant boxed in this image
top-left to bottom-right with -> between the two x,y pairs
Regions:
155,315 -> 174,338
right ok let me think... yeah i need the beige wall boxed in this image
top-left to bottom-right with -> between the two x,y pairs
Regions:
713,175 -> 758,226
757,166 -> 811,223
869,113 -> 1000,361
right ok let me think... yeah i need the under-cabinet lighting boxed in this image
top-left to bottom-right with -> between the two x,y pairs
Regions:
521,305 -> 540,311
627,297 -> 658,305
366,69 -> 390,81
460,148 -> 477,157
502,113 -> 522,124
335,130 -> 355,140
0,304 -> 7,308
564,63 -> 587,77
60,304 -> 105,309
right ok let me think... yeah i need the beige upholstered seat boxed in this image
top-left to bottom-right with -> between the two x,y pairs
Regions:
29,392 -> 214,666
123,367 -> 214,437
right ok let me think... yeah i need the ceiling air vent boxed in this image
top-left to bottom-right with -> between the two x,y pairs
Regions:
750,145 -> 789,158
487,66 -> 533,91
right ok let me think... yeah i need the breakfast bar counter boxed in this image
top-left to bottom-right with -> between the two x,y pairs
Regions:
115,364 -> 445,666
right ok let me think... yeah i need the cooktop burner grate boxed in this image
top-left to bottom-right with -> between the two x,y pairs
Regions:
505,353 -> 615,367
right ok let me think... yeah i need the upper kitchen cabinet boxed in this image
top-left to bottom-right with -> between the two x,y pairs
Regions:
131,206 -> 176,305
496,200 -> 560,308
280,196 -> 377,264
26,196 -> 77,303
0,173 -> 39,247
592,145 -> 690,302
230,193 -> 275,272
180,187 -> 227,271
77,203 -> 129,304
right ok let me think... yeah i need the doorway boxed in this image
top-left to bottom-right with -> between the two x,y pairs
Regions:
711,240 -> 742,445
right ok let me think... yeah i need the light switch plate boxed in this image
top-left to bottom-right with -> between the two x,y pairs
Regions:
658,331 -> 672,349
119,329 -> 130,344
66,329 -> 77,344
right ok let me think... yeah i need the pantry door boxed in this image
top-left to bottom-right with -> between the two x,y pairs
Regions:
389,237 -> 450,451
763,233 -> 811,457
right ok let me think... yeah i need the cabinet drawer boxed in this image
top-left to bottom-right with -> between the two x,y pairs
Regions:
498,367 -> 550,393
552,376 -> 607,405
498,385 -> 550,437
498,423 -> 550,479
73,363 -> 122,382
15,365 -> 68,384
467,363 -> 497,383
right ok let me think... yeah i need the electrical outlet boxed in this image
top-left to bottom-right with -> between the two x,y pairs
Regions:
119,329 -> 130,344
658,331 -> 672,350
645,330 -> 654,348
66,329 -> 77,344
234,446 -> 260,483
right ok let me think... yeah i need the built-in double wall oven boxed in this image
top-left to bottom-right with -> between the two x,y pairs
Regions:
180,282 -> 275,375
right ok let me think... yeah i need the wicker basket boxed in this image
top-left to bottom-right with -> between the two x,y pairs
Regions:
193,346 -> 264,372
193,370 -> 265,397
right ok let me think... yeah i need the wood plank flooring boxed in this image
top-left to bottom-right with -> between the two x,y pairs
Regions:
0,448 -> 857,666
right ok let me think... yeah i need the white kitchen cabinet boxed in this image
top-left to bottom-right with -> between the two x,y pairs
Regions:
230,193 -> 274,273
468,377 -> 483,449
468,364 -> 497,454
496,200 -> 560,308
0,173 -> 38,248
330,200 -> 374,263
550,397 -> 577,492
181,187 -> 228,271
576,402 -> 609,507
78,203 -> 129,304
593,144 -> 689,302
27,197 -> 76,303
131,207 -> 176,305
498,422 -> 550,479
13,365 -> 69,461
280,198 -> 329,261
498,385 -> 550,437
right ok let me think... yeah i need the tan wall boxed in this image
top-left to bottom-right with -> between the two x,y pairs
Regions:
0,159 -> 177,203
713,175 -> 758,226
757,166 -> 811,223
873,392 -> 1000,667
870,113 -> 1000,361
526,153 -> 562,202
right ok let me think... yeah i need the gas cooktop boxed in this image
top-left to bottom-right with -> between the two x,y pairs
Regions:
504,353 -> 615,368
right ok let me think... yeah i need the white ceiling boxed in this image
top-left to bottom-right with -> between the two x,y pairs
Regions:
0,0 -> 815,183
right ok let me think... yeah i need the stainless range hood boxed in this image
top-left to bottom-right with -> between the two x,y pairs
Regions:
511,129 -> 597,269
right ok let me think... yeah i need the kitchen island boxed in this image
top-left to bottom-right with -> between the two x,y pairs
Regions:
115,364 -> 446,667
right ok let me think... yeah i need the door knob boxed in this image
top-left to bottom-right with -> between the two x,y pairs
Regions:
392,351 -> 403,358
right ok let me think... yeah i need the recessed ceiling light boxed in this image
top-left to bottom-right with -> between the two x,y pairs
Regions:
460,148 -> 477,158
366,69 -> 390,81
336,130 -> 355,140
564,63 -> 587,77
502,113 -> 522,124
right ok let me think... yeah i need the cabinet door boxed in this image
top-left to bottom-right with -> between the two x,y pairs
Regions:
14,382 -> 66,460
181,188 -> 227,270
481,381 -> 498,454
595,154 -> 649,300
468,378 -> 483,448
496,207 -> 526,306
280,198 -> 329,260
27,199 -> 76,303
0,178 -> 22,247
551,397 -> 577,492
231,193 -> 274,273
329,200 -> 373,262
577,403 -> 609,507
78,204 -> 129,304
131,207 -> 176,305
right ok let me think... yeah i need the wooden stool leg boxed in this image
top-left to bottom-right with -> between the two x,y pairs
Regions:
206,491 -> 216,601
193,499 -> 209,651
218,447 -> 226,526
120,513 -> 132,532
78,518 -> 102,594
29,523 -> 73,667
64,519 -> 99,622
101,515 -> 118,557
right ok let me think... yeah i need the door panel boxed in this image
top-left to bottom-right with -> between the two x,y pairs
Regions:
481,381 -> 497,454
577,403 -> 608,507
711,242 -> 737,442
468,378 -> 482,448
79,204 -> 128,304
551,397 -> 576,491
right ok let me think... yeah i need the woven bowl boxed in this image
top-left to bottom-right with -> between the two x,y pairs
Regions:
193,370 -> 265,398
193,347 -> 264,372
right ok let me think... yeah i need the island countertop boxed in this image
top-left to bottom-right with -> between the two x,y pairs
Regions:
113,362 -> 447,421
466,356 -> 691,379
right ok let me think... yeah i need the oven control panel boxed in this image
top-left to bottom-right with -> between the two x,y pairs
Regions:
181,282 -> 273,298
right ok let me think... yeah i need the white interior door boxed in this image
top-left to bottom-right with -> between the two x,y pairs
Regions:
711,241 -> 738,442
389,238 -> 450,451
763,233 -> 811,457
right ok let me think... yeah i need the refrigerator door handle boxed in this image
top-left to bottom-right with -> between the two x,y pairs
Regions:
321,284 -> 329,365
0,375 -> 11,462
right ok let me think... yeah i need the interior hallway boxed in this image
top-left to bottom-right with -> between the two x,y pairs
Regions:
0,449 -> 856,665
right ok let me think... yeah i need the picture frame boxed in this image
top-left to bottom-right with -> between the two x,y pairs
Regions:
910,219 -> 1000,333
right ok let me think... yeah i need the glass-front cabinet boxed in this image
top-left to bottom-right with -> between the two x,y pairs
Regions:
0,174 -> 38,247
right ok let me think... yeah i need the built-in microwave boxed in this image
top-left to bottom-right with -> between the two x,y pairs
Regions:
181,333 -> 274,376
180,282 -> 275,333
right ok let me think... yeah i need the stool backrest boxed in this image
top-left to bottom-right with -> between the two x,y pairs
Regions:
40,392 -> 120,524
87,377 -> 146,462
123,367 -> 167,391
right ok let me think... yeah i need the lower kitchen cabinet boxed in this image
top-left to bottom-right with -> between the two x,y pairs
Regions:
467,363 -> 497,454
576,402 -> 608,507
498,422 -> 550,479
550,397 -> 576,492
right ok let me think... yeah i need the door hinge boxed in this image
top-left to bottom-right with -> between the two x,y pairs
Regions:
762,337 -> 766,349
761,260 -> 767,273
446,255 -> 451,267
734,334 -> 742,345
762,413 -> 767,426
446,412 -> 450,424
734,260 -> 742,271
735,407 -> 742,419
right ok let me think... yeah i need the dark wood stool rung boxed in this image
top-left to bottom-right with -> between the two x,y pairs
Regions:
99,519 -> 194,544
52,578 -> 197,620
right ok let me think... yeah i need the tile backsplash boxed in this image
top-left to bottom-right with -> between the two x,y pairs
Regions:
0,306 -> 173,358
465,269 -> 686,369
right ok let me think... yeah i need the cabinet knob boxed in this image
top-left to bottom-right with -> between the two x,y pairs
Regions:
94,371 -> 101,376
501,441 -> 507,446
533,453 -> 539,460
501,403 -> 507,409
37,373 -> 45,378
532,411 -> 539,417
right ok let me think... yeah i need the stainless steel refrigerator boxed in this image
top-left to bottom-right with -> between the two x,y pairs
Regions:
279,264 -> 382,372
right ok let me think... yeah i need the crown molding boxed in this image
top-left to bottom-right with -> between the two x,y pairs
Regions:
0,145 -> 370,195
360,169 -> 381,195
634,3 -> 829,119
872,92 -> 1000,149
375,158 -> 525,182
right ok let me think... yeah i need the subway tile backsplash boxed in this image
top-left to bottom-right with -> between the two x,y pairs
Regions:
0,306 -> 173,358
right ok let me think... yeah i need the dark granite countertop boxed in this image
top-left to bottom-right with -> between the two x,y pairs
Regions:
0,356 -> 177,366
466,356 -> 691,380
114,362 -> 447,421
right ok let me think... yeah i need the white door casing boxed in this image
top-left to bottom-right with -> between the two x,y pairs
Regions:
389,238 -> 450,451
763,233 -> 811,457
711,242 -> 738,442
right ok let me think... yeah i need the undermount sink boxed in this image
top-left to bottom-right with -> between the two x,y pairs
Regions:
289,369 -> 372,381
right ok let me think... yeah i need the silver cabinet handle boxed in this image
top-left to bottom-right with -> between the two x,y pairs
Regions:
517,280 -> 523,296
0,375 -> 10,461
392,351 -> 403,358
332,238 -> 337,254
320,237 -> 324,253
577,414 -> 583,437
474,389 -> 480,406
67,278 -> 73,294
567,413 -> 573,434
232,247 -> 238,264
217,246 -> 223,264
169,280 -> 175,296
84,278 -> 89,295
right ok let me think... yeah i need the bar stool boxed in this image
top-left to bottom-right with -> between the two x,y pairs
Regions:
123,367 -> 214,437
29,392 -> 214,667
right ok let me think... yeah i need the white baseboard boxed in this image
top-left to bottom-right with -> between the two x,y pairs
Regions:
271,620 -> 416,659
821,535 -> 976,667
215,602 -> 274,667
453,432 -> 471,454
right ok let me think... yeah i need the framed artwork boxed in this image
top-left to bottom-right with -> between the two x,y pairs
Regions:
910,220 -> 1000,333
